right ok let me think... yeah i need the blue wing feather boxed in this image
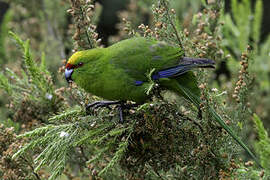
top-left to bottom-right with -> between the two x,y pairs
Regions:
152,57 -> 215,80
153,64 -> 195,79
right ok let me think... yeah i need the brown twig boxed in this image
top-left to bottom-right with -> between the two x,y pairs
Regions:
21,156 -> 41,180
79,6 -> 93,49
185,116 -> 204,133
160,0 -> 185,53
80,146 -> 89,163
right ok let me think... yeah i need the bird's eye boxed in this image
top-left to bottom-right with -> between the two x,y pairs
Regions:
78,62 -> 83,67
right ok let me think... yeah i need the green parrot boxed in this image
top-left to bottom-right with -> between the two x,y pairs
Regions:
65,37 -> 260,167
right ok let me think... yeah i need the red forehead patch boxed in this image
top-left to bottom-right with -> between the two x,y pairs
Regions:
65,63 -> 74,69
66,62 -> 84,69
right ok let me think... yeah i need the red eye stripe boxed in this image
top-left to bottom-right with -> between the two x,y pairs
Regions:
65,62 -> 84,69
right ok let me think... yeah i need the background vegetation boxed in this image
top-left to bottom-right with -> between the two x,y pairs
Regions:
0,0 -> 269,179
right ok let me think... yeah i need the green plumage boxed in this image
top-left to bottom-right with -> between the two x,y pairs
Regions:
70,37 -> 186,103
66,37 -> 261,167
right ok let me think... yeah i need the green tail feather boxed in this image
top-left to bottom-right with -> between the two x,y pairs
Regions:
177,83 -> 262,168
159,76 -> 261,168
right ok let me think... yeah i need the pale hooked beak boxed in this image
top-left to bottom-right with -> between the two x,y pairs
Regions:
65,68 -> 73,83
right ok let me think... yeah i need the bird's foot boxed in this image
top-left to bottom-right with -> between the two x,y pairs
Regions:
117,102 -> 139,123
86,101 -> 138,123
86,101 -> 121,111
117,105 -> 124,123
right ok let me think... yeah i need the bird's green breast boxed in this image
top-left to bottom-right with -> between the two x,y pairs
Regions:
73,56 -> 150,103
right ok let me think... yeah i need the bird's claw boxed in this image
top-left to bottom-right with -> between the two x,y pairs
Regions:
117,105 -> 124,123
85,101 -> 138,123
85,101 -> 124,123
86,101 -> 120,112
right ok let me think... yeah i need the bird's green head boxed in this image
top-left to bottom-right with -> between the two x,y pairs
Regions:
65,49 -> 102,83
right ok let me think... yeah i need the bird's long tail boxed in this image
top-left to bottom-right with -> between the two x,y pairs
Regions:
181,57 -> 216,69
152,57 -> 215,80
159,77 -> 261,168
